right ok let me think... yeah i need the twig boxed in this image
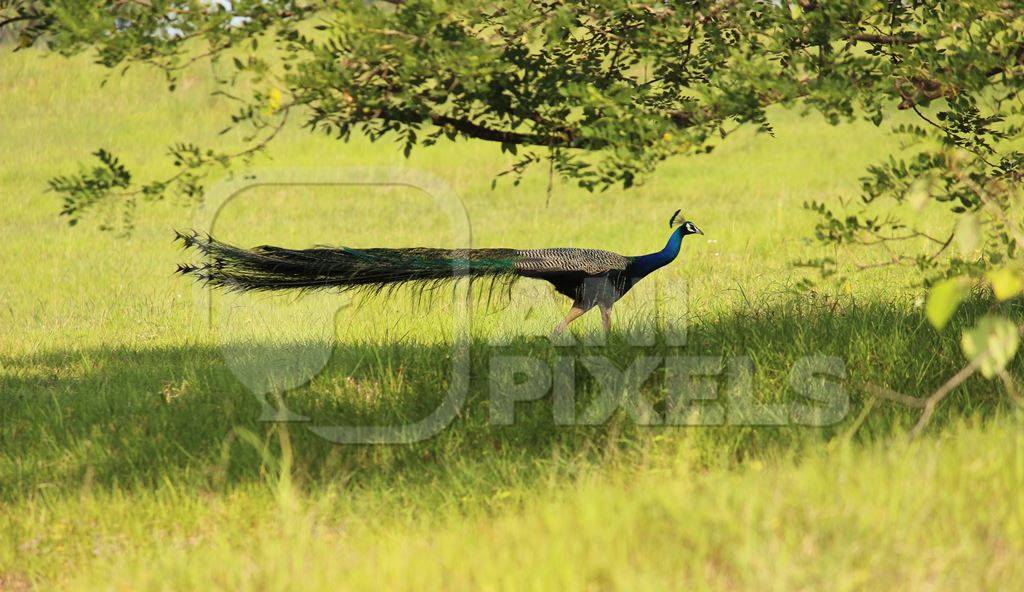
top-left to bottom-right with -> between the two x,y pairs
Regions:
864,359 -> 979,440
911,360 -> 980,439
0,15 -> 32,29
927,232 -> 956,262
998,370 -> 1022,407
841,395 -> 879,442
957,171 -> 1024,250
863,383 -> 927,408
848,32 -> 929,45
106,105 -> 293,202
911,105 -> 1000,168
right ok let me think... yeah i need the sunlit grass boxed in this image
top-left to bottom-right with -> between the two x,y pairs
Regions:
1,47 -> 1022,590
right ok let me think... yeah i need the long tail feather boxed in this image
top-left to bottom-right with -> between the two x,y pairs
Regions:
174,230 -> 521,294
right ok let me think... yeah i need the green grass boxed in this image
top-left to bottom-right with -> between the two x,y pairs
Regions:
1,48 -> 1022,590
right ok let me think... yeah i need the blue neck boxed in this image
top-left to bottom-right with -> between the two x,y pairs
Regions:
630,227 -> 685,278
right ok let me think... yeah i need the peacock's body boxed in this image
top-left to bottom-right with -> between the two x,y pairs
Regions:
176,210 -> 702,333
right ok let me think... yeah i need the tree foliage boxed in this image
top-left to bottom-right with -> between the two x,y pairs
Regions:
4,0 -> 1024,395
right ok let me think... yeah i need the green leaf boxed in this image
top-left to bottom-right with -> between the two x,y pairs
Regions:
905,176 -> 931,211
955,214 -> 980,255
986,268 -> 1024,301
926,277 -> 969,330
961,316 -> 1020,379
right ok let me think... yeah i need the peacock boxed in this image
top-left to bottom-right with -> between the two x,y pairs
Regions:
175,210 -> 702,334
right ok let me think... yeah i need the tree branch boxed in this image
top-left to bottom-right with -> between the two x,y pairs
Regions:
848,32 -> 928,45
0,14 -> 32,29
910,360 -> 979,439
863,383 -> 927,408
428,114 -> 568,147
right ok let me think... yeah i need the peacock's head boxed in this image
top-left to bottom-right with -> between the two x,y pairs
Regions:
669,209 -> 703,236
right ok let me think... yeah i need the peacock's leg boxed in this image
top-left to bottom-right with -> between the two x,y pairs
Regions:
552,303 -> 590,335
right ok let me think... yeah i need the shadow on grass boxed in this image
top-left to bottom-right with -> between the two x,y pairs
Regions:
1,297 -> 1019,503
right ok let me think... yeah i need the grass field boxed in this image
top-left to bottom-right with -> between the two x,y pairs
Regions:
2,47 -> 1023,590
